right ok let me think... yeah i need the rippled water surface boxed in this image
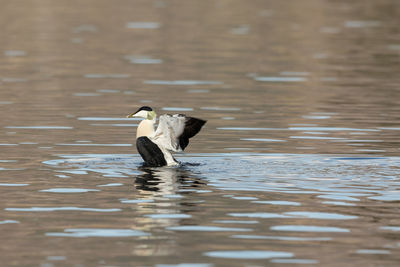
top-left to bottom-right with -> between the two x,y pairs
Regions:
1,0 -> 400,266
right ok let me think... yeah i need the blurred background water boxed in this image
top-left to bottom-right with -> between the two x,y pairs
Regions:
1,0 -> 400,266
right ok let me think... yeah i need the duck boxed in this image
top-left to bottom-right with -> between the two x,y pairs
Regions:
127,106 -> 206,166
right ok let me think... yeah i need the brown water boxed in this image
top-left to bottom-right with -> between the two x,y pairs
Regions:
1,0 -> 400,266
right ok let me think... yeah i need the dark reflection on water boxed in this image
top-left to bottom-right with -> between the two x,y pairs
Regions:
135,167 -> 163,192
134,165 -> 205,193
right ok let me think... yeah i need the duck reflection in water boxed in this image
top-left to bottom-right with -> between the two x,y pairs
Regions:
127,165 -> 207,257
134,164 -> 206,195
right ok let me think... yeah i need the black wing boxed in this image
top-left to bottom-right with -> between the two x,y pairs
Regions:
178,117 -> 207,151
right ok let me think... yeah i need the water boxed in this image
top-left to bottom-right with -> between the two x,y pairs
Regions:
1,0 -> 400,266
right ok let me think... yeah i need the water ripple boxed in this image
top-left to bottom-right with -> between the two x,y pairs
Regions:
232,235 -> 332,241
5,126 -> 72,129
46,228 -> 150,237
96,183 -> 123,187
289,127 -> 379,132
0,183 -> 29,187
84,74 -> 130,79
155,264 -> 213,267
78,117 -> 136,121
144,80 -> 223,86
271,259 -> 319,264
0,220 -> 19,224
4,50 -> 26,56
162,107 -> 194,112
124,55 -> 162,64
166,226 -> 252,232
252,201 -> 301,206
284,212 -> 358,220
380,226 -> 400,232
40,188 -> 100,193
254,77 -> 307,82
145,214 -> 192,219
42,153 -> 400,207
214,220 -> 258,224
204,250 -> 293,259
356,249 -> 390,255
229,213 -> 289,219
241,138 -> 286,142
6,207 -> 120,212
126,22 -> 160,29
56,143 -> 132,147
120,199 -> 154,204
229,212 -> 357,220
271,225 -> 350,232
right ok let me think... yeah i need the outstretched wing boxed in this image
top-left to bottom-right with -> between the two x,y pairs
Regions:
152,114 -> 206,152
152,114 -> 186,152
178,116 -> 206,150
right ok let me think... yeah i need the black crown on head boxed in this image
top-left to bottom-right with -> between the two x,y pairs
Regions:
136,106 -> 153,112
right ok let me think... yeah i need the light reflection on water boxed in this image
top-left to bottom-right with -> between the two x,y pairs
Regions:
162,107 -> 194,112
5,148 -> 398,265
0,183 -> 29,186
356,249 -> 391,255
254,76 -> 308,82
124,55 -> 163,64
204,250 -> 294,259
166,226 -> 252,232
78,117 -> 138,121
4,126 -> 73,129
270,259 -> 319,264
270,225 -> 350,233
253,200 -> 301,206
4,50 -> 26,57
39,188 -> 100,193
232,235 -> 332,241
35,152 -> 400,263
84,73 -> 131,78
46,228 -> 150,238
126,22 -> 160,29
0,220 -> 20,224
144,80 -> 223,86
6,207 -> 120,212
56,143 -> 132,147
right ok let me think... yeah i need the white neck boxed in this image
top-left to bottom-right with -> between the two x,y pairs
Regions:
136,118 -> 156,138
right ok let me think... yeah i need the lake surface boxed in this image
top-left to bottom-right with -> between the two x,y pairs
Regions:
1,0 -> 400,266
